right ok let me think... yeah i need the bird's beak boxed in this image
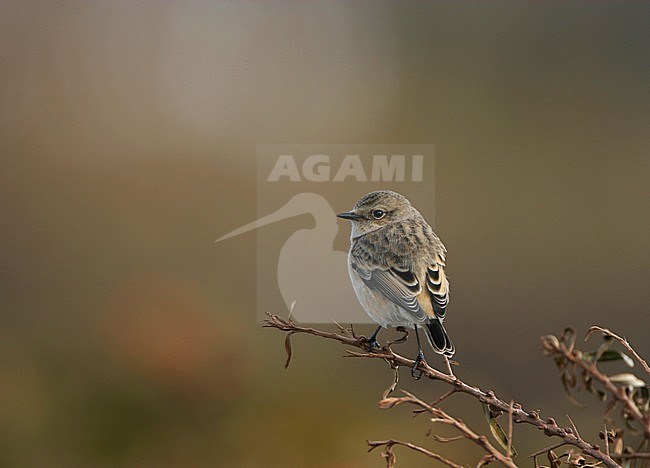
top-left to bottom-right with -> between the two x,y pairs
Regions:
337,211 -> 360,220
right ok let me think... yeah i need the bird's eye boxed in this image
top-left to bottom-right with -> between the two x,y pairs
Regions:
372,209 -> 386,219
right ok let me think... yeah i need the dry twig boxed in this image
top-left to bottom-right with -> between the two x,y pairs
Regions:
542,333 -> 650,439
367,439 -> 463,468
264,312 -> 620,467
585,326 -> 650,375
378,390 -> 517,467
507,400 -> 515,459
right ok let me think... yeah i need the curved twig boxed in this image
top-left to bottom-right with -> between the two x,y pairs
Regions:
264,312 -> 620,467
542,334 -> 650,439
585,326 -> 650,375
367,439 -> 463,468
380,390 -> 517,467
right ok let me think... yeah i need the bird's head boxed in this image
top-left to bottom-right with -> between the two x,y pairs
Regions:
337,190 -> 419,238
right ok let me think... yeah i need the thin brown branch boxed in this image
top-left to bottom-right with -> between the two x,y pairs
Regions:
367,439 -> 464,468
430,389 -> 457,408
566,414 -> 581,440
432,434 -> 466,443
611,452 -> 650,460
542,334 -> 650,439
414,389 -> 457,417
507,400 -> 514,459
264,313 -> 621,467
383,361 -> 400,399
585,326 -> 650,374
380,390 -> 517,468
477,454 -> 498,467
528,441 -> 570,459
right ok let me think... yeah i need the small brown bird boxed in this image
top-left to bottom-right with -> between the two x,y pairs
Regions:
337,190 -> 454,378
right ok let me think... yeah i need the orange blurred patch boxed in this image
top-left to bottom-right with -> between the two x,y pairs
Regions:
102,271 -> 243,399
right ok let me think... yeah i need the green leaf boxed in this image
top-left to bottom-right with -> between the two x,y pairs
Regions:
594,350 -> 635,367
481,403 -> 518,458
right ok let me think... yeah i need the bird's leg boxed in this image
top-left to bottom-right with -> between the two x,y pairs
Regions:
411,325 -> 425,380
366,325 -> 382,350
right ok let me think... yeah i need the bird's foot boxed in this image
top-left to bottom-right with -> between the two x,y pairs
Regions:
358,335 -> 381,352
411,352 -> 426,380
364,337 -> 381,352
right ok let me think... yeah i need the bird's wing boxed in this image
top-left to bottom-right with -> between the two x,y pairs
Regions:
350,253 -> 428,323
425,262 -> 449,320
350,223 -> 450,323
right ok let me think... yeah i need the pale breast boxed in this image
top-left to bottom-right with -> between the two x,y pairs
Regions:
347,253 -> 418,328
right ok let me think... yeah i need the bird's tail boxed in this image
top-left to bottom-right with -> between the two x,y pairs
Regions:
424,318 -> 455,357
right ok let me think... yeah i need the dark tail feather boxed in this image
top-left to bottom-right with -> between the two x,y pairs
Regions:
425,318 -> 455,357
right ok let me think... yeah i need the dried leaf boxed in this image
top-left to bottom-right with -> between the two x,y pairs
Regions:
547,450 -> 561,468
618,352 -> 635,368
612,433 -> 624,455
609,373 -> 646,387
284,331 -> 295,369
382,445 -> 396,468
570,455 -> 587,466
543,334 -> 560,350
287,299 -> 297,321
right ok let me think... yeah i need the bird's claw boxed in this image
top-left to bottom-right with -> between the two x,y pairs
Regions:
367,338 -> 381,351
359,336 -> 381,352
411,352 -> 425,380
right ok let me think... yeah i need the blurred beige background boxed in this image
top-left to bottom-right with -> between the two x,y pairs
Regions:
1,2 -> 649,466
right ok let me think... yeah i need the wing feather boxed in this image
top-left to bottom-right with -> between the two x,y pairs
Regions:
349,222 -> 450,323
426,263 -> 449,319
350,261 -> 427,323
